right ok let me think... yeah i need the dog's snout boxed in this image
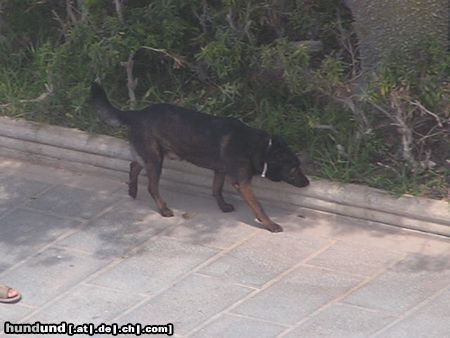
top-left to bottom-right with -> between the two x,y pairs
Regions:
284,168 -> 310,188
295,166 -> 310,188
293,173 -> 309,187
300,176 -> 310,187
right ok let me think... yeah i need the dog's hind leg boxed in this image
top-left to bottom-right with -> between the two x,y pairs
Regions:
128,161 -> 143,199
212,171 -> 235,213
234,181 -> 283,233
144,156 -> 174,217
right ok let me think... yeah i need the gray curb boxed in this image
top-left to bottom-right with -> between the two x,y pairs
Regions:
0,116 -> 449,236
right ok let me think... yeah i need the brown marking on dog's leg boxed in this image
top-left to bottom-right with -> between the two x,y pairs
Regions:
212,171 -> 235,212
234,181 -> 283,232
128,161 -> 143,199
145,159 -> 173,217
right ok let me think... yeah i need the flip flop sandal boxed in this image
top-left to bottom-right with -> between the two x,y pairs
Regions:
0,285 -> 21,304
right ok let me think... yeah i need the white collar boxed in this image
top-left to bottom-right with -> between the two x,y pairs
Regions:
261,138 -> 272,178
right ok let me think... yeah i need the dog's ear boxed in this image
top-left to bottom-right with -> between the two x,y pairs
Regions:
90,82 -> 107,99
296,151 -> 314,171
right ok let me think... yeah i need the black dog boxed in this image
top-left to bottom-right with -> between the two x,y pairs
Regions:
90,83 -> 309,232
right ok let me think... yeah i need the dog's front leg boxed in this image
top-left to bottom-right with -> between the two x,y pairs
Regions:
212,171 -> 235,212
234,181 -> 283,232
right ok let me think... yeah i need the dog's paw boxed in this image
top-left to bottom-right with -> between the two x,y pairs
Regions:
128,184 -> 138,199
160,207 -> 174,217
266,223 -> 283,233
220,203 -> 235,213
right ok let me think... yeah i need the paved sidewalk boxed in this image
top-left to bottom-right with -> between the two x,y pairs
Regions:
0,155 -> 449,338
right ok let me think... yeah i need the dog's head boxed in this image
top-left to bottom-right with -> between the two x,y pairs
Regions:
265,136 -> 310,188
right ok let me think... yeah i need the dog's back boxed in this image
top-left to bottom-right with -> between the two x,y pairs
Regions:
90,82 -> 263,170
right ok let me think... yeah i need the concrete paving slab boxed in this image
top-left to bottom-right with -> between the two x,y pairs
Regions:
199,233 -> 329,287
0,208 -> 80,272
26,185 -> 119,219
118,273 -> 253,335
0,175 -> 49,216
375,288 -> 450,338
343,252 -> 450,315
55,198 -> 179,258
232,266 -> 363,325
284,303 -> 395,338
0,246 -> 112,307
28,284 -> 144,325
192,313 -> 287,338
306,240 -> 402,277
89,237 -> 218,295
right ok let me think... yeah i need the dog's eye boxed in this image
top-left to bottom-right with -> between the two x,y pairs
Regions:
289,167 -> 297,176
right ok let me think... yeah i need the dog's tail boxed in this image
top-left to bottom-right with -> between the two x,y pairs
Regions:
90,82 -> 129,127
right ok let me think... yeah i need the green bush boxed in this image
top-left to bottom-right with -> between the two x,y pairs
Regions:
0,0 -> 448,198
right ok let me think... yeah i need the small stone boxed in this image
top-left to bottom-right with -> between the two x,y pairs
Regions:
182,212 -> 195,220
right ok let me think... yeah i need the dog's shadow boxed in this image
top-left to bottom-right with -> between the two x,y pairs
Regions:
118,183 -> 277,248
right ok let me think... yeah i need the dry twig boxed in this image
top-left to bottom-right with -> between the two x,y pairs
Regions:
141,46 -> 188,69
120,52 -> 137,109
113,0 -> 125,24
0,84 -> 53,109
409,100 -> 443,127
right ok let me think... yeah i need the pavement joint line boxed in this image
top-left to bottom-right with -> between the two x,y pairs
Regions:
330,301 -> 400,315
192,271 -> 260,291
78,281 -> 143,295
16,205 -> 87,224
277,252 -> 409,337
81,280 -> 152,298
299,262 -> 369,279
50,244 -> 101,257
184,239 -> 337,337
109,230 -> 261,323
221,311 -> 292,328
3,302 -> 37,311
370,281 -> 450,337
